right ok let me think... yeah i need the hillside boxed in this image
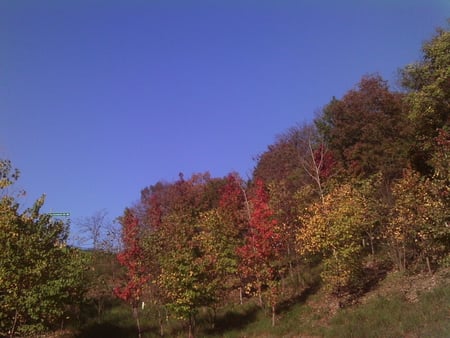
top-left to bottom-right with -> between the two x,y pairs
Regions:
58,267 -> 449,337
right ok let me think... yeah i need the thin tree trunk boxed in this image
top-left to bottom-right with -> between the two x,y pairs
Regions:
209,307 -> 217,329
188,313 -> 195,338
133,306 -> 142,338
10,309 -> 18,338
426,256 -> 432,275
258,284 -> 263,307
157,307 -> 164,337
287,244 -> 294,278
241,186 -> 251,222
271,304 -> 276,327
402,243 -> 406,271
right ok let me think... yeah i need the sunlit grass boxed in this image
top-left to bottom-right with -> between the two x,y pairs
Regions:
325,284 -> 450,338
72,278 -> 449,337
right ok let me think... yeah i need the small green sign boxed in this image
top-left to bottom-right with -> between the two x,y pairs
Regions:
49,212 -> 70,217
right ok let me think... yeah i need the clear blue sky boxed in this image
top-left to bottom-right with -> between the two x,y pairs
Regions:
1,1 -> 448,241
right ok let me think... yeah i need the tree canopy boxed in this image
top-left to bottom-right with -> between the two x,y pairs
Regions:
0,159 -> 85,337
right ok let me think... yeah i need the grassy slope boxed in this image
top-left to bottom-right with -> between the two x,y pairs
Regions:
68,269 -> 449,338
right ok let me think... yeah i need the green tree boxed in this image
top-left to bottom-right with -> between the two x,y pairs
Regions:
0,159 -> 85,337
194,210 -> 239,322
400,25 -> 450,174
155,212 -> 210,337
146,173 -> 222,337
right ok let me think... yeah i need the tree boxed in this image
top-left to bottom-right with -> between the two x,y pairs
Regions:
431,128 -> 450,187
114,208 -> 149,338
400,25 -> 450,174
143,173 -> 224,337
385,168 -> 450,273
216,173 -> 249,304
218,173 -> 250,235
76,210 -> 122,320
0,159 -> 85,337
253,123 -> 327,198
316,75 -> 410,181
78,209 -> 108,249
281,124 -> 336,202
254,124 -> 335,284
297,184 -> 372,298
431,128 -> 450,267
253,137 -> 304,188
237,179 -> 283,326
77,209 -> 121,252
0,159 -> 20,191
193,207 -> 243,326
155,217 -> 210,337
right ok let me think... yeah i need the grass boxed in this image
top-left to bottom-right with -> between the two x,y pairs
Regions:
68,272 -> 449,338
326,284 -> 450,338
74,304 -> 140,338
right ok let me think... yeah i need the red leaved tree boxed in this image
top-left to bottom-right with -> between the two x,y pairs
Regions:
237,179 -> 283,326
114,208 -> 149,338
218,173 -> 250,236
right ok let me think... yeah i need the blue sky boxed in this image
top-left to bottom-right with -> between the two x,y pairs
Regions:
1,1 -> 448,241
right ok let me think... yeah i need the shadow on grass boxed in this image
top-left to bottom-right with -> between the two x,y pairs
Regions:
277,281 -> 322,315
204,304 -> 259,336
75,322 -> 138,338
361,261 -> 390,294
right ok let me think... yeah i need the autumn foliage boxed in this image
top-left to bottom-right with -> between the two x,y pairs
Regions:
107,26 -> 449,335
114,208 -> 149,304
237,181 -> 282,293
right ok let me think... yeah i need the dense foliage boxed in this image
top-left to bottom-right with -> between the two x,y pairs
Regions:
0,160 -> 86,336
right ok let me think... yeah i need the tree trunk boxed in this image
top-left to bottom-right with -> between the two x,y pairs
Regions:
10,309 -> 18,338
287,244 -> 294,277
209,307 -> 217,329
402,243 -> 406,272
133,305 -> 142,338
258,284 -> 263,307
370,235 -> 375,256
271,304 -> 276,327
188,314 -> 195,338
157,307 -> 164,337
426,256 -> 432,275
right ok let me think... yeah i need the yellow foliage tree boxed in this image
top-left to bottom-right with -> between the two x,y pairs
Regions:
386,169 -> 449,273
297,184 -> 372,296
